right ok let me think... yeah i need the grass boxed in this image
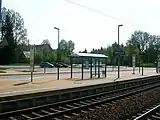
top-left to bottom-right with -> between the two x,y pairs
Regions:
0,70 -> 6,73
0,68 -> 8,70
19,70 -> 37,72
9,63 -> 30,66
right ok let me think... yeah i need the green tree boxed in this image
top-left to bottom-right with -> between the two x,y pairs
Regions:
67,40 -> 75,54
58,39 -> 67,62
1,13 -> 15,64
41,39 -> 51,46
59,39 -> 67,50
131,30 -> 148,51
0,7 -> 29,64
82,48 -> 87,53
58,39 -> 75,63
2,7 -> 29,49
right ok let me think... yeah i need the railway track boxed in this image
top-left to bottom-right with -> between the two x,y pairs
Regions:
133,104 -> 160,120
0,78 -> 160,120
1,75 -> 158,114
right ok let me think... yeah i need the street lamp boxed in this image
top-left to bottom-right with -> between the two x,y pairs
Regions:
156,36 -> 160,73
54,27 -> 60,80
0,0 -> 2,31
140,51 -> 145,76
0,0 -> 2,20
117,24 -> 123,78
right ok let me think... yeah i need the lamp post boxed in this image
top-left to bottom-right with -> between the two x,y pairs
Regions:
0,0 -> 2,31
156,36 -> 160,73
139,55 -> 141,73
117,24 -> 123,78
0,0 -> 2,20
141,52 -> 144,76
158,48 -> 160,73
156,47 -> 158,73
54,27 -> 60,80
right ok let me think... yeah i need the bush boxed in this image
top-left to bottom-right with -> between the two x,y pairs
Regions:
0,68 -> 8,70
20,70 -> 36,72
139,63 -> 156,67
0,70 -> 6,73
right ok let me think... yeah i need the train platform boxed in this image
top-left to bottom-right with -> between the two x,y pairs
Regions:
0,68 -> 158,98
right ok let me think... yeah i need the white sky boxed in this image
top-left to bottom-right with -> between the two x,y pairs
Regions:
3,0 -> 160,52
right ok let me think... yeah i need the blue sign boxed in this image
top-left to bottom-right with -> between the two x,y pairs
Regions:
116,50 -> 124,55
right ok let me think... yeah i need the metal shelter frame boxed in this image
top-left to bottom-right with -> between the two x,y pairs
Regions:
69,53 -> 108,80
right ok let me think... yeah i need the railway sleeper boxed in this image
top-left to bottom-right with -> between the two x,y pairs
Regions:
9,117 -> 17,120
156,112 -> 160,116
81,110 -> 87,114
101,104 -> 107,107
91,98 -> 100,102
151,115 -> 160,119
79,101 -> 88,105
147,118 -> 152,120
58,106 -> 69,110
1,80 -> 160,120
88,108 -> 94,111
21,114 -> 33,119
54,118 -> 62,120
72,113 -> 79,116
41,110 -> 51,115
95,106 -> 101,109
50,108 -> 61,113
66,104 -> 76,109
63,115 -> 71,119
32,112 -> 43,117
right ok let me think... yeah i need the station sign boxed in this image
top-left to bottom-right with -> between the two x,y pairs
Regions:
116,50 -> 125,55
30,45 -> 35,72
132,55 -> 136,67
132,54 -> 136,74
158,62 -> 160,68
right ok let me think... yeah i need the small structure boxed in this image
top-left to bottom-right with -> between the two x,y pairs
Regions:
69,53 -> 108,80
0,39 -> 8,48
23,51 -> 30,58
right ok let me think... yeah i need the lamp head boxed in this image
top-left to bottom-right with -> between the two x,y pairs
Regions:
118,24 -> 123,27
54,27 -> 59,30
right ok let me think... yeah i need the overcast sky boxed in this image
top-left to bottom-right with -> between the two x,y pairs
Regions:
3,0 -> 160,52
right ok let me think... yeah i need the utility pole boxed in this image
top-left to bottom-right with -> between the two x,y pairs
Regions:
54,27 -> 60,80
0,0 -> 2,30
117,24 -> 123,78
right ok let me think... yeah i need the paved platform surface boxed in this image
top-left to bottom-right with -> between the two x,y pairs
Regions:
0,68 -> 158,98
0,66 -> 132,76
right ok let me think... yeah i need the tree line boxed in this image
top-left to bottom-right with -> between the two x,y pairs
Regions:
0,7 -> 75,65
0,7 -> 160,66
81,31 -> 160,67
34,39 -> 75,64
0,7 -> 29,64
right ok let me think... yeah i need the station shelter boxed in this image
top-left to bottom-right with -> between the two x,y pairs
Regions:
69,53 -> 108,80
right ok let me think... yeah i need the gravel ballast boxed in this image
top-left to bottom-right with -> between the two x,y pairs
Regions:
62,87 -> 160,120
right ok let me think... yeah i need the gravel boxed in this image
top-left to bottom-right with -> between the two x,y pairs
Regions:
61,87 -> 160,120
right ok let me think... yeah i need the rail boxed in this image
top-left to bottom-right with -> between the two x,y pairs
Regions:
0,75 -> 159,114
134,104 -> 160,120
0,77 -> 160,120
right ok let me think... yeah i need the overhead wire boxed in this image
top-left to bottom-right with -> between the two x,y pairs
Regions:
63,0 -> 138,27
64,0 -> 121,21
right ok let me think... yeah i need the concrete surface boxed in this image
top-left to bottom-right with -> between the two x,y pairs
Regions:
0,68 -> 158,97
0,66 -> 131,76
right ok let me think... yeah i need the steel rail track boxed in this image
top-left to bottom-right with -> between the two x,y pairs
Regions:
133,104 -> 160,120
0,79 -> 160,120
0,75 -> 158,114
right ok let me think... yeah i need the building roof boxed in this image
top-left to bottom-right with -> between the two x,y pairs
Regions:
23,51 -> 30,58
23,44 -> 53,51
70,53 -> 108,58
0,39 -> 8,48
